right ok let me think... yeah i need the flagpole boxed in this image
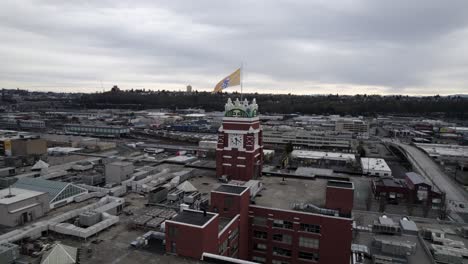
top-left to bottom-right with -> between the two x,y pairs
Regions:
240,62 -> 243,101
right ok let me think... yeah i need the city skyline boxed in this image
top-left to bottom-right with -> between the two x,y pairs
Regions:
1,0 -> 468,95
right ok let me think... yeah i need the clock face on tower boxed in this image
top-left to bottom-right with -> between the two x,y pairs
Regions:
229,134 -> 243,148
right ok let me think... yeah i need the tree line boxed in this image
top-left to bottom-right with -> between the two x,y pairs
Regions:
77,90 -> 468,117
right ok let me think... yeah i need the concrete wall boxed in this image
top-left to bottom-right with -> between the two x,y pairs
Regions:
0,192 -> 49,227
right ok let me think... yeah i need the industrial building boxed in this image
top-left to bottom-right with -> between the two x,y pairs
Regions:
0,187 -> 49,227
165,180 -> 354,263
165,99 -> 354,264
0,134 -> 47,157
263,127 -> 354,152
18,120 -> 46,130
361,157 -> 392,177
416,143 -> 468,164
291,150 -> 356,166
372,172 -> 442,208
63,124 -> 130,138
13,178 -> 88,209
334,118 -> 369,134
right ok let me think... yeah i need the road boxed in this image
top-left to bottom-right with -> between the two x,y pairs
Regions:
389,140 -> 468,222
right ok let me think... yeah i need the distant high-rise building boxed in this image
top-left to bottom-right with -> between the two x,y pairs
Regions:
186,85 -> 192,93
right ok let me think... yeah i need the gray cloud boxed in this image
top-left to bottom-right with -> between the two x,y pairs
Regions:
1,0 -> 468,95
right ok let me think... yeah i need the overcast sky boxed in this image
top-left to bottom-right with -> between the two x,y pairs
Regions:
1,0 -> 468,95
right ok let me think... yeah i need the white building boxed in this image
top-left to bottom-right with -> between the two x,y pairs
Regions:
0,187 -> 49,226
361,158 -> 392,177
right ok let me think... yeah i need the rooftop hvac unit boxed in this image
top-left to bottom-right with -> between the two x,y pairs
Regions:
148,187 -> 169,204
180,203 -> 190,212
371,254 -> 407,264
421,228 -> 444,240
372,223 -> 401,235
79,211 -> 102,227
183,192 -> 201,204
373,238 -> 416,256
167,189 -> 184,202
0,242 -> 19,264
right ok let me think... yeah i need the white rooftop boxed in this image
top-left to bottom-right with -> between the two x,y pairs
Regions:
291,150 -> 356,162
0,188 -> 46,205
361,158 -> 392,172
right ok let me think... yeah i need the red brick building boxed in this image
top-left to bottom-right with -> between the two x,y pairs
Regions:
216,98 -> 263,181
165,99 -> 354,264
166,182 -> 354,263
372,172 -> 442,206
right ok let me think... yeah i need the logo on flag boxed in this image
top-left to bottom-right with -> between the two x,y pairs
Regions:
221,78 -> 230,89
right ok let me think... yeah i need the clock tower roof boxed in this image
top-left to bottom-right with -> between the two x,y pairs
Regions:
224,98 -> 258,118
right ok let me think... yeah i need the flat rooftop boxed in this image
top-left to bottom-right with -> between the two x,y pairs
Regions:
108,161 -> 133,166
0,188 -> 46,205
214,185 -> 248,194
416,143 -> 468,158
361,157 -> 392,172
170,210 -> 216,226
327,180 -> 353,189
291,150 -> 356,162
254,177 -> 327,209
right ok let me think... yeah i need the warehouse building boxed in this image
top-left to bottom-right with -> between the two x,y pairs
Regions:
0,134 -> 47,157
361,158 -> 392,177
13,178 -> 87,209
335,118 -> 369,134
291,150 -> 356,166
0,187 -> 49,227
63,124 -> 130,138
262,127 -> 354,152
372,172 -> 442,207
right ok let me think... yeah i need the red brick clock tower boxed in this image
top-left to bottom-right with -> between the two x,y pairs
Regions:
216,98 -> 263,181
